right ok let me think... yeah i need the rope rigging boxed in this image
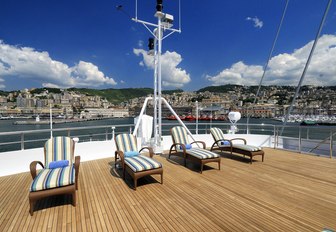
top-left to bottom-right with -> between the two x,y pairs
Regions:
280,0 -> 333,135
246,0 -> 289,132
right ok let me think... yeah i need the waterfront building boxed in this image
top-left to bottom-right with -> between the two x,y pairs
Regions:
80,107 -> 129,118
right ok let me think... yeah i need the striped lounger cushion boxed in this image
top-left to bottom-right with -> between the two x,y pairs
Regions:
30,165 -> 75,192
232,144 -> 262,152
125,155 -> 162,173
186,148 -> 220,159
45,136 -> 73,167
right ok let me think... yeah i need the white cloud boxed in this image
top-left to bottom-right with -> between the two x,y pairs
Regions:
206,62 -> 263,85
246,16 -> 263,28
0,41 -> 117,89
120,80 -> 125,84
207,34 -> 336,86
133,48 -> 191,88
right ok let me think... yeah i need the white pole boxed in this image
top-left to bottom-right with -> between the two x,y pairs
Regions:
153,34 -> 158,147
50,104 -> 53,138
135,0 -> 138,20
196,101 -> 198,134
133,97 -> 152,136
157,15 -> 162,148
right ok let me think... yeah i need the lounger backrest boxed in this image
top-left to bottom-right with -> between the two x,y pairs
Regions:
115,133 -> 138,153
171,126 -> 189,145
44,136 -> 74,167
210,127 -> 225,141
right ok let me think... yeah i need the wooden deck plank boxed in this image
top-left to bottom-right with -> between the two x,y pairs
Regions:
0,148 -> 335,231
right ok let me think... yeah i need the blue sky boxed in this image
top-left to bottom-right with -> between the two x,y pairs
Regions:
0,0 -> 335,91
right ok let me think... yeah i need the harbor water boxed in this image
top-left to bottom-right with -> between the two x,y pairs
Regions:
0,117 -> 335,154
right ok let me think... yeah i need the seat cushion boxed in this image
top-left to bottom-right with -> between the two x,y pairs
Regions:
232,144 -> 262,152
30,165 -> 75,192
125,155 -> 162,173
186,148 -> 220,159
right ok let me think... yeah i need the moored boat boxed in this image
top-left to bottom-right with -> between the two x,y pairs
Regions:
301,120 -> 317,126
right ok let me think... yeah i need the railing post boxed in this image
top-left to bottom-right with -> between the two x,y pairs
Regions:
21,133 -> 24,150
105,128 -> 108,141
299,127 -> 302,153
89,134 -> 92,142
307,128 -> 309,140
276,127 -> 279,148
129,127 -> 132,134
67,130 -> 70,137
195,101 -> 198,134
111,126 -> 116,140
273,125 -> 276,149
330,131 -> 333,159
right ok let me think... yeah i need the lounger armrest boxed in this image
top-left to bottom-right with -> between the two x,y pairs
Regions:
139,146 -> 155,158
191,141 -> 206,149
230,138 -> 247,145
170,143 -> 186,154
30,161 -> 44,180
116,150 -> 125,168
74,156 -> 80,173
74,156 -> 80,189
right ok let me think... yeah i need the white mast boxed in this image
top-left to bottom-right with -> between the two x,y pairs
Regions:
131,0 -> 181,153
157,13 -> 163,148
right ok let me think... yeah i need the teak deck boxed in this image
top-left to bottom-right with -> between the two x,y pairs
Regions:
0,148 -> 336,231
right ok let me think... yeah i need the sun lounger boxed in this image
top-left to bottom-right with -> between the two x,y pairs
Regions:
29,136 -> 80,215
115,133 -> 163,190
169,126 -> 220,173
210,127 -> 264,163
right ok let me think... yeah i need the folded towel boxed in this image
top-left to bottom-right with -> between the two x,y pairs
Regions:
124,151 -> 139,157
48,160 -> 69,169
221,141 -> 230,146
180,144 -> 192,150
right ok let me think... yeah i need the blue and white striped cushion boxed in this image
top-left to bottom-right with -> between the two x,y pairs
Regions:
45,137 -> 74,167
171,126 -> 190,145
125,155 -> 162,172
210,127 -> 226,141
233,144 -> 262,152
115,134 -> 138,153
30,165 -> 75,192
186,148 -> 220,159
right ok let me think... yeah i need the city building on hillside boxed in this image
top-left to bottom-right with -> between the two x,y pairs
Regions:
0,96 -> 7,104
242,104 -> 276,118
201,96 -> 231,108
199,105 -> 228,118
